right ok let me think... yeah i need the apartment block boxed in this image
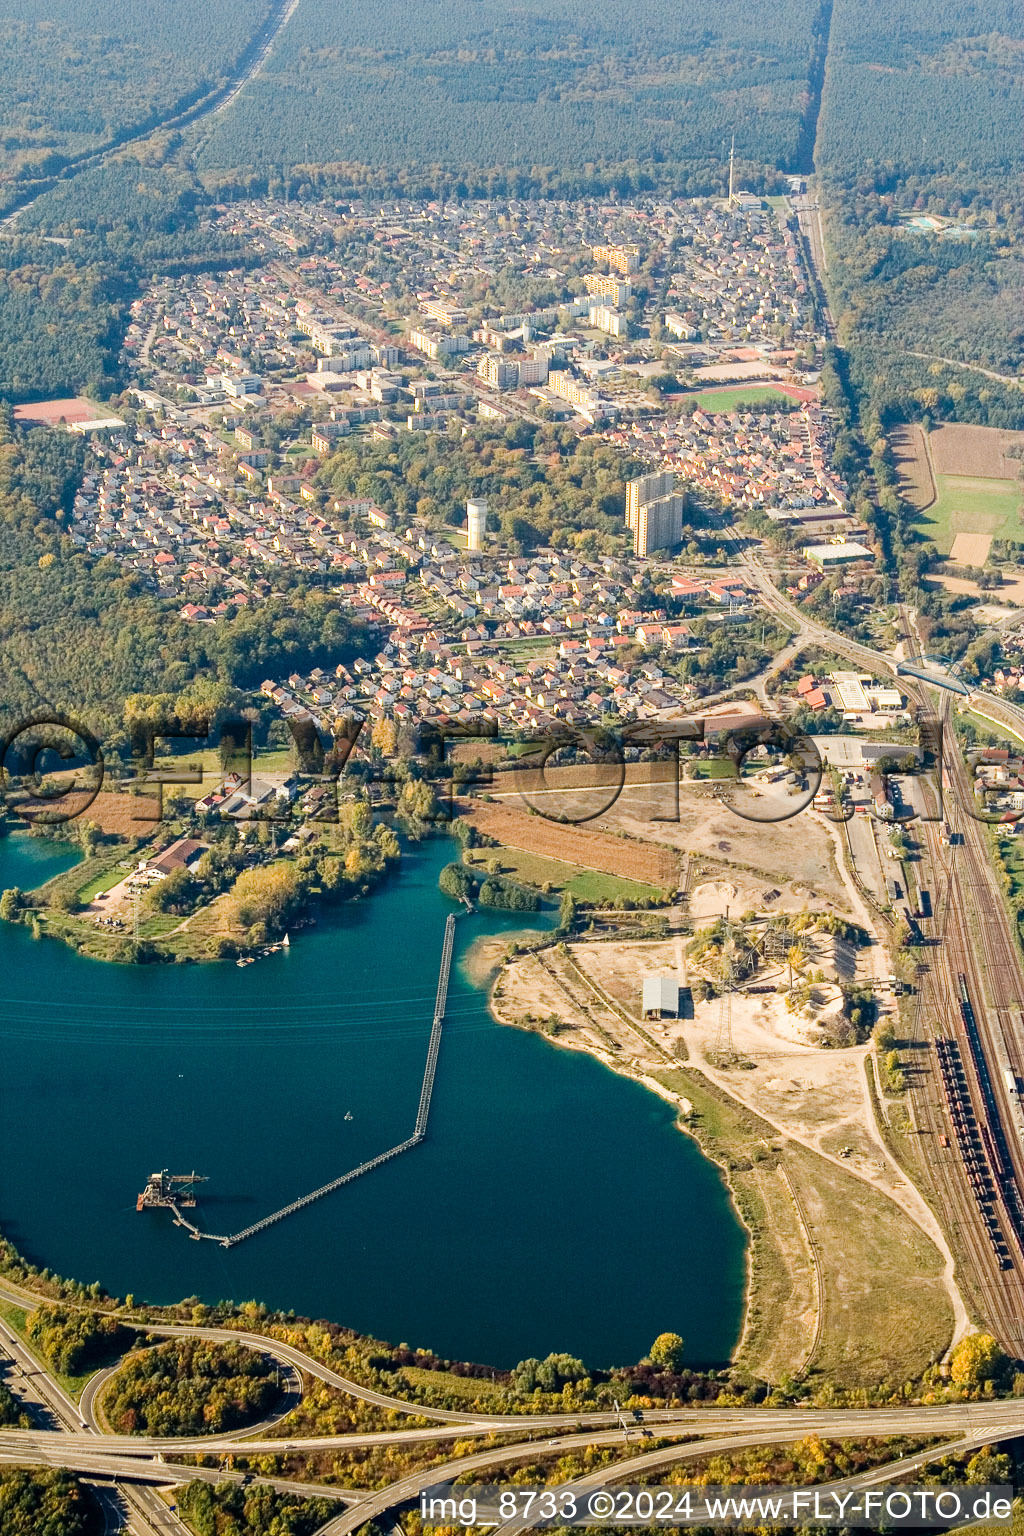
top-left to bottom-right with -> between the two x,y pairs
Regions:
591,243 -> 640,275
478,355 -> 520,390
407,328 -> 470,360
625,470 -> 685,557
588,303 -> 627,338
632,494 -> 686,557
585,273 -> 632,306
420,299 -> 468,328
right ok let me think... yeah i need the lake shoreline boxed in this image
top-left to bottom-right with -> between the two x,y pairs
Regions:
487,946 -> 771,1377
0,832 -> 745,1369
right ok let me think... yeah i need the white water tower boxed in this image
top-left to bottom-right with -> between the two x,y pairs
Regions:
466,497 -> 487,552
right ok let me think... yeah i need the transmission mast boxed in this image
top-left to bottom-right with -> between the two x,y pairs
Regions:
711,907 -> 739,1066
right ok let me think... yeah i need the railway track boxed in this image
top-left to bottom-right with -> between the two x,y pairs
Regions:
901,855 -> 1024,1349
911,696 -> 1024,1351
888,611 -> 1024,1347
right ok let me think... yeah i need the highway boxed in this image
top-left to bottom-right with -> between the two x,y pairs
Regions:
0,1306 -> 189,1534
3,1284 -> 1024,1529
1,583 -> 1023,1525
7,1398 -> 1024,1460
315,1422 -> 1022,1536
4,1407 -> 1017,1536
486,1431 -> 1002,1536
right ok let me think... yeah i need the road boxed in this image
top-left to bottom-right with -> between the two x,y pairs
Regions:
908,352 -> 1024,387
735,546 -> 899,677
315,1419 -> 1024,1536
3,1278 -> 1024,1529
0,1307 -> 187,1534
0,586 -> 1021,1523
487,1431 -> 999,1536
10,1398 -> 1024,1460
790,193 -> 836,340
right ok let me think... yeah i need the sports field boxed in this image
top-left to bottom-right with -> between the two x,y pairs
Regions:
682,384 -> 801,413
914,473 -> 1024,555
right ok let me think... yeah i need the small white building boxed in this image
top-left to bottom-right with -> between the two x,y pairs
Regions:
642,976 -> 680,1019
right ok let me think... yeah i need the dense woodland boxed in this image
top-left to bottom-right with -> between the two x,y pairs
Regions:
824,178 -> 1023,383
102,1337 -> 280,1435
1,165 -> 251,403
818,0 -> 1024,174
0,1468 -> 97,1536
816,0 -> 1024,401
0,239 -> 126,402
176,1482 -> 334,1536
0,0 -> 271,198
27,1304 -> 133,1375
197,0 -> 825,181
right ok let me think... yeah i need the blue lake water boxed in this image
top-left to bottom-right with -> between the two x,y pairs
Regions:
0,831 -> 745,1369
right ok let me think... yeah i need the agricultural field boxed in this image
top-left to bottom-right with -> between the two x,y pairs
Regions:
463,845 -> 664,905
890,425 -> 935,511
916,474 -> 1024,557
929,423 -> 1024,481
894,423 -> 1024,555
463,802 -> 680,891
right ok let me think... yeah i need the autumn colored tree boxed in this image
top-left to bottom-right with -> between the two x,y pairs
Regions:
649,1332 -> 686,1371
950,1333 -> 1005,1390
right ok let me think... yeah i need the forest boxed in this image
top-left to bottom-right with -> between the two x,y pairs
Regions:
319,419 -> 635,555
818,0 -> 1024,175
0,1468 -> 97,1536
0,0 -> 271,199
1,163 -> 253,403
197,0 -> 824,181
102,1336 -> 280,1435
0,238 -> 126,402
815,1 -> 1024,394
27,1304 -> 133,1375
177,1482 -> 335,1536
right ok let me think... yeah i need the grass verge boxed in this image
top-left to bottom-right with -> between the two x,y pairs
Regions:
464,846 -> 665,904
0,1301 -> 98,1402
652,1065 -> 952,1386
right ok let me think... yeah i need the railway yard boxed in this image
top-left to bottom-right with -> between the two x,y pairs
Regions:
7,556 -> 1024,1527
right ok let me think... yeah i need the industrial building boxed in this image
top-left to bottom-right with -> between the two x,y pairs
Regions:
803,540 -> 873,571
642,976 -> 680,1019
